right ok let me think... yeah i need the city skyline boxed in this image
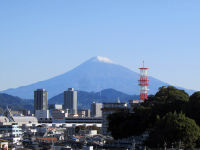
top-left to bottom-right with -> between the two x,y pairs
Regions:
1,1 -> 200,91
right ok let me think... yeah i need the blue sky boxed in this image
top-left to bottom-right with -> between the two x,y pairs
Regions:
1,0 -> 200,91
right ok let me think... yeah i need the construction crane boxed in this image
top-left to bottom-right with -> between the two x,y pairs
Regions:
3,106 -> 15,122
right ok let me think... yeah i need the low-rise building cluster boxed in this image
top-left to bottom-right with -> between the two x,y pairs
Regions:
0,88 -> 141,149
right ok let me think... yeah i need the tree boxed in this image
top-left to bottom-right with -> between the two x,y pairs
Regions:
107,110 -> 133,139
108,105 -> 155,139
145,112 -> 200,149
185,91 -> 200,126
134,86 -> 190,129
154,86 -> 189,103
107,86 -> 192,141
148,86 -> 189,120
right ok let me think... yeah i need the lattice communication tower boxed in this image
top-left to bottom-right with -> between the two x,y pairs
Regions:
139,61 -> 149,101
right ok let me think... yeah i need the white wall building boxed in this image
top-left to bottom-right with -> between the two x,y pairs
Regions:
49,104 -> 63,110
0,116 -> 38,126
0,139 -> 8,150
35,110 -> 50,119
91,102 -> 102,117
51,109 -> 67,123
0,123 -> 22,144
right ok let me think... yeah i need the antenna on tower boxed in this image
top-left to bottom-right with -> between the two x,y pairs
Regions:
143,60 -> 144,68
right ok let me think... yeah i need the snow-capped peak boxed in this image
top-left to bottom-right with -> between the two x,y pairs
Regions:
93,56 -> 114,64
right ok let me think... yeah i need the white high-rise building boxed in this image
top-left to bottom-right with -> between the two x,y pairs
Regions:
91,102 -> 102,117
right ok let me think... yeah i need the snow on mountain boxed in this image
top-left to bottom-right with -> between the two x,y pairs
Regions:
93,56 -> 115,64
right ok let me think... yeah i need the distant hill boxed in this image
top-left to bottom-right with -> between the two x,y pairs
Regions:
2,56 -> 195,99
0,93 -> 33,111
0,89 -> 138,111
49,88 -> 139,109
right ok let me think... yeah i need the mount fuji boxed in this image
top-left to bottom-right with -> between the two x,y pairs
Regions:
1,56 -> 194,99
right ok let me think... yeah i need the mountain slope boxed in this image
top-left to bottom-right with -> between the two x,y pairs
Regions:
49,88 -> 139,109
1,56 -> 194,99
0,93 -> 33,111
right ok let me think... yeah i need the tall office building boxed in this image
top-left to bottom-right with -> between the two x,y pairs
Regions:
91,102 -> 102,117
64,88 -> 77,115
34,89 -> 48,113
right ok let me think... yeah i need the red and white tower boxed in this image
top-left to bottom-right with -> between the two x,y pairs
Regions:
139,61 -> 149,101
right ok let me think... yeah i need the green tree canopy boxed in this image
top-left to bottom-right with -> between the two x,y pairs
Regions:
186,91 -> 200,125
151,86 -> 189,117
145,112 -> 200,149
107,86 -> 197,147
189,91 -> 200,103
154,86 -> 189,103
108,110 -> 133,139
